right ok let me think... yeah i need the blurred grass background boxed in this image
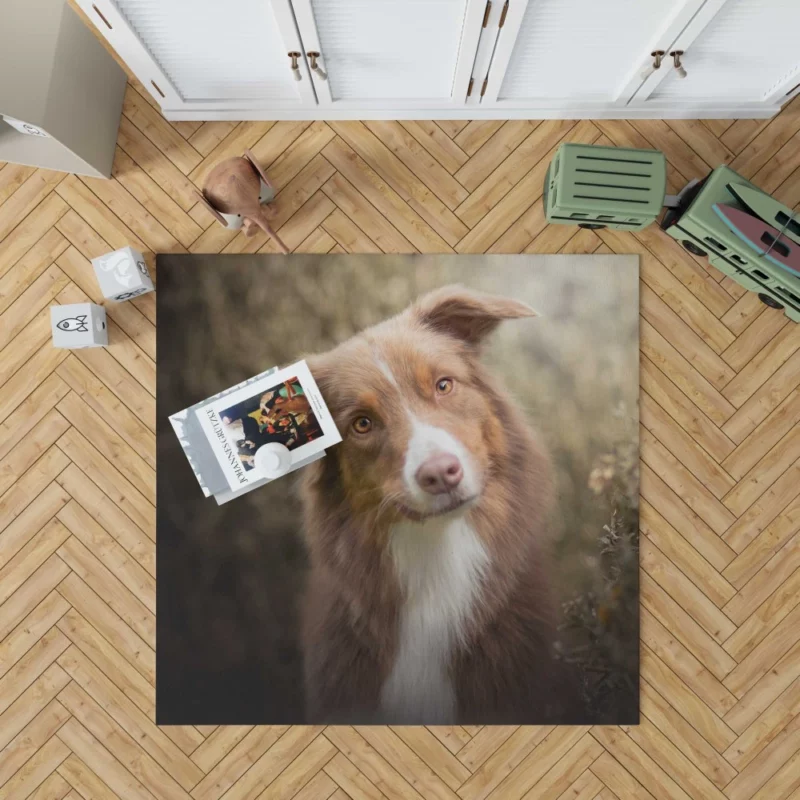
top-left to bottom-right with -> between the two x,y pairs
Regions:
156,254 -> 638,724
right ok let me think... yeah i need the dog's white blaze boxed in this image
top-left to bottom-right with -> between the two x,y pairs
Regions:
374,355 -> 399,388
380,517 -> 489,723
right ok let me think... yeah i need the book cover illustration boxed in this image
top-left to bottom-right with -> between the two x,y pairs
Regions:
170,361 -> 341,502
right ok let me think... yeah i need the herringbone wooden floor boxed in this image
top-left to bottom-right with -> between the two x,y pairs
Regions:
3,61 -> 800,798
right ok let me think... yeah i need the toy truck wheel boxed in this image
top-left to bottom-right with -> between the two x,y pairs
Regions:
758,293 -> 784,310
578,223 -> 606,230
682,240 -> 707,257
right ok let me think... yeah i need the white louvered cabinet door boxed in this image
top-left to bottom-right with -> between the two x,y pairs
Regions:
480,0 -> 708,110
289,0 -> 487,107
74,0 -> 316,111
633,0 -> 800,109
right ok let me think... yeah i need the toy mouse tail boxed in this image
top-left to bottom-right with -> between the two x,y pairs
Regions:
254,213 -> 290,254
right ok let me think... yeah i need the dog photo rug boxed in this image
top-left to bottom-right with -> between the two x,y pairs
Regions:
156,254 -> 639,725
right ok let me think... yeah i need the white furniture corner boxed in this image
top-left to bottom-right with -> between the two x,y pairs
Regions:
76,0 -> 800,121
0,0 -> 127,178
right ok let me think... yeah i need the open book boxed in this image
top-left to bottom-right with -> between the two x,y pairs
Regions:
169,360 -> 341,504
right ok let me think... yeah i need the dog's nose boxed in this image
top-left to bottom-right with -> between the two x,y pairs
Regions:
415,453 -> 463,495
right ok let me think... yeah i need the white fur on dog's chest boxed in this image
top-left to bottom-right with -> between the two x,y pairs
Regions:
380,517 -> 489,723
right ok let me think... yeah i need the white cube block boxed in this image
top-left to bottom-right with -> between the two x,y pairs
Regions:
51,303 -> 108,349
92,246 -> 154,302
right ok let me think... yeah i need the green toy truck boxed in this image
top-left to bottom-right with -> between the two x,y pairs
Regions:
544,143 -> 666,232
544,143 -> 800,322
660,165 -> 800,322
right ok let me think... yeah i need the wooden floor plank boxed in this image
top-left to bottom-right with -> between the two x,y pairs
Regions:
640,320 -> 736,426
0,482 -> 70,570
55,427 -> 155,538
57,502 -> 154,612
190,726 -> 253,773
57,752 -> 122,800
55,464 -> 153,576
0,591 -> 70,683
187,122 -> 238,158
329,121 -> 468,247
0,163 -> 36,208
56,717 -> 159,800
0,229 -> 68,317
0,700 -> 69,796
640,463 -> 736,572
116,115 -> 200,212
642,573 -> 737,683
57,646 -> 204,790
323,727 -> 425,800
457,727 -> 551,800
641,393 -> 735,500
57,682 -> 192,800
723,676 -> 800,772
264,122 -> 336,189
400,121 -> 469,175
724,643 -> 800,734
56,535 -> 154,648
364,121 -> 469,210
322,137 -> 451,252
122,86 -> 202,176
454,121 -> 538,192
321,174 -> 413,253
0,732 -> 70,800
0,518 -> 72,608
640,357 -> 736,463
639,680 -> 737,790
721,349 -> 800,445
214,726 -> 325,800
188,726 -> 289,800
0,663 -> 70,756
0,193 -> 69,279
0,697 -> 70,789
0,554 -> 70,643
455,119 -> 576,230
454,121 -> 506,155
0,373 -> 70,467
56,571 -> 154,684
724,532 -> 800,625
641,428 -> 737,535
0,170 -> 66,243
110,148 -> 202,248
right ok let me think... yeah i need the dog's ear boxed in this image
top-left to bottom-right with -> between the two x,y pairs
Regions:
413,285 -> 536,346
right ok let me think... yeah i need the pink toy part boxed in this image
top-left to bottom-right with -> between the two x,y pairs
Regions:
726,183 -> 800,246
713,204 -> 800,277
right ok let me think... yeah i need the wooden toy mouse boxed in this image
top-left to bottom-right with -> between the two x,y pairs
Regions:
196,149 -> 289,253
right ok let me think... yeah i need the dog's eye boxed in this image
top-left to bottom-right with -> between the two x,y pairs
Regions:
352,416 -> 372,434
436,378 -> 454,395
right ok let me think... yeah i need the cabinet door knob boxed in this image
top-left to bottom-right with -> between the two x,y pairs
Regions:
307,52 -> 328,81
640,50 -> 665,81
288,52 -> 302,81
670,50 -> 687,79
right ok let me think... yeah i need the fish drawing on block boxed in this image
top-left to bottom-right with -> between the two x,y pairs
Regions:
713,204 -> 800,277
57,315 -> 89,332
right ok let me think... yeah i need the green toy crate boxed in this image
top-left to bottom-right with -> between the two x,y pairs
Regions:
544,143 -> 666,231
661,165 -> 800,323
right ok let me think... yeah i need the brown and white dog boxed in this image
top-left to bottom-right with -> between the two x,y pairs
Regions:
300,286 -> 575,724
